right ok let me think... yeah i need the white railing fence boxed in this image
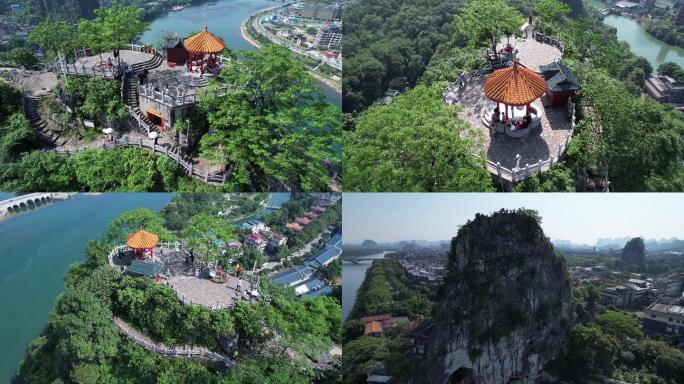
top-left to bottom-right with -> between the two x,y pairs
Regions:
486,98 -> 578,182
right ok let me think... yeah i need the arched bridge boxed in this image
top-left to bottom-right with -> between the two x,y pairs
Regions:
0,193 -> 72,216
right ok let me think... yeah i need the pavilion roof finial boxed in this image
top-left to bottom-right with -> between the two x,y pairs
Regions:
204,25 -> 208,32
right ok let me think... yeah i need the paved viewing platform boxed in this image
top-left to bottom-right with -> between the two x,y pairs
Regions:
457,79 -> 573,170
109,244 -> 257,310
445,29 -> 577,182
74,49 -> 154,69
499,35 -> 562,72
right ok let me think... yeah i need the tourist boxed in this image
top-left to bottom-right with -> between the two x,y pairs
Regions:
459,72 -> 465,87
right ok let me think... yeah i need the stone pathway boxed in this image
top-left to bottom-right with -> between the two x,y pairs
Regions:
113,316 -> 229,364
457,78 -> 573,169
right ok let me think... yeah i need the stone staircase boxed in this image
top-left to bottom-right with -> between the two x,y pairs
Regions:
123,53 -> 164,131
23,96 -> 67,147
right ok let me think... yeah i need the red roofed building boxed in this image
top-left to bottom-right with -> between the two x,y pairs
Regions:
286,222 -> 304,231
296,217 -> 311,225
361,314 -> 410,336
312,205 -> 327,213
244,233 -> 266,251
305,211 -> 320,219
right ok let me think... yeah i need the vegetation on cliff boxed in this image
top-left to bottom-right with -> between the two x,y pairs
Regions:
17,195 -> 342,383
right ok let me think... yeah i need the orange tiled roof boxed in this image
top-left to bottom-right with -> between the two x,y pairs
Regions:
483,61 -> 548,106
184,25 -> 226,54
126,228 -> 159,249
364,320 -> 384,335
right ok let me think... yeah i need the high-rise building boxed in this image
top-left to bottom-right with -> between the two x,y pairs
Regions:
315,22 -> 342,49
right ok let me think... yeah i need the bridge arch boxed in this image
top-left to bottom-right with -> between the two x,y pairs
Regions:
19,202 -> 27,210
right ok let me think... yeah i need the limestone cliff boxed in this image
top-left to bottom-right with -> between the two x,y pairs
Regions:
420,210 -> 572,384
622,237 -> 645,268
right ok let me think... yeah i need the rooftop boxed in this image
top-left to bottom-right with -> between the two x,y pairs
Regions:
539,61 -> 581,93
126,228 -> 159,249
183,26 -> 226,54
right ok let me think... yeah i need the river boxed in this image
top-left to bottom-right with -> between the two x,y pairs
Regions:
584,0 -> 684,70
342,251 -> 388,321
141,0 -> 341,106
0,193 -> 174,383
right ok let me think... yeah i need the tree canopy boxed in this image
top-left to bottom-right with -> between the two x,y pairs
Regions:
198,45 -> 341,191
344,84 -> 493,191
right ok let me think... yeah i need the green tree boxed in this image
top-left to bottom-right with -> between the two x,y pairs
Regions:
77,5 -> 148,53
452,0 -> 525,49
9,47 -> 38,68
198,45 -> 340,191
182,212 -> 234,267
533,0 -> 571,35
344,84 -> 493,191
107,208 -> 175,244
28,20 -> 77,58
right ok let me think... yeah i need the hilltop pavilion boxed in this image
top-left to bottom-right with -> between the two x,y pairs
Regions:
126,228 -> 159,260
482,61 -> 547,138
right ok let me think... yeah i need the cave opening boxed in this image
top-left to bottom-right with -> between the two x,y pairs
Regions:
449,367 -> 474,384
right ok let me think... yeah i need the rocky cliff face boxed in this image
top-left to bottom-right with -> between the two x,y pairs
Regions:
420,210 -> 572,384
622,237 -> 645,267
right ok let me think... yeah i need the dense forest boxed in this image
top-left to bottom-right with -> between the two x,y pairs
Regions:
343,0 -> 684,192
17,195 -> 342,383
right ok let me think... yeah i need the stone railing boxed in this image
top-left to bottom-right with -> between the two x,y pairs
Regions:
443,66 -> 492,105
112,316 -> 231,365
58,59 -> 120,79
138,83 -> 232,107
43,136 -> 230,184
533,31 -> 565,54
486,98 -> 578,182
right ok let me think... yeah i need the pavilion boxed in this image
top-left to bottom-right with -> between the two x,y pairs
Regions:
126,228 -> 159,260
183,26 -> 226,74
482,61 -> 547,138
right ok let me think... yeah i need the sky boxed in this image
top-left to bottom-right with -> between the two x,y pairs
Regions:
342,193 -> 684,245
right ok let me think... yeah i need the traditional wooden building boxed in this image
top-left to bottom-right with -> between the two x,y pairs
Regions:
539,61 -> 581,106
163,36 -> 188,67
126,228 -> 159,260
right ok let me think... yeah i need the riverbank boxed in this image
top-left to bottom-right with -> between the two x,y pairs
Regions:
240,7 -> 342,94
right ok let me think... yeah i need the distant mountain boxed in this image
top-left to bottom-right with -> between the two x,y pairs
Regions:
360,239 -> 379,248
553,237 -> 684,253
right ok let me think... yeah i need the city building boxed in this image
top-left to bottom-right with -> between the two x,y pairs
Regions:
642,298 -> 684,338
314,22 -> 342,49
645,75 -> 684,111
300,3 -> 341,21
271,265 -> 315,286
268,233 -> 288,249
361,314 -> 410,336
286,222 -> 304,231
244,233 -> 266,252
295,217 -> 311,225
653,277 -> 683,296
242,220 -> 266,233
600,283 -> 656,307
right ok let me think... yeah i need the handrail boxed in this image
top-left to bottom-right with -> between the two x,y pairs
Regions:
43,136 -> 229,185
112,316 -> 230,364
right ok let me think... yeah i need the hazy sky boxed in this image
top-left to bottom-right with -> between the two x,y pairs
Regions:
343,193 -> 684,244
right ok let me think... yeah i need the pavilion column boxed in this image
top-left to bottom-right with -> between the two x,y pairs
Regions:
505,103 -> 509,122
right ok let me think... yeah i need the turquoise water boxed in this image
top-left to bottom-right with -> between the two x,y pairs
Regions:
342,252 -> 387,321
231,192 -> 291,225
0,193 -> 173,383
141,0 -> 341,106
584,0 -> 684,71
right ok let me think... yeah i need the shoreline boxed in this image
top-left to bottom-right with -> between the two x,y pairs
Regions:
239,7 -> 342,94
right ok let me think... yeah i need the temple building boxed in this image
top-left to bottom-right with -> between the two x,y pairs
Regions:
539,61 -> 581,106
135,26 -> 228,140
